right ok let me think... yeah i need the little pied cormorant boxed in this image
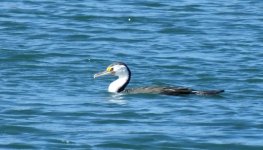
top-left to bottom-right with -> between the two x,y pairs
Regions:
94,62 -> 224,96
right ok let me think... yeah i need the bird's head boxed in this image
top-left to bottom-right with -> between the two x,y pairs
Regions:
94,62 -> 131,78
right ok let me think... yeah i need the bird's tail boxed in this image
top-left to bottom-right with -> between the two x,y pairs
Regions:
191,90 -> 224,95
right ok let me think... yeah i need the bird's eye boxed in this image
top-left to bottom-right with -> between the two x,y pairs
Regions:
107,67 -> 113,72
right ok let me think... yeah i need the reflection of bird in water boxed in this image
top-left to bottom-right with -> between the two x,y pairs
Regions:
94,62 -> 224,96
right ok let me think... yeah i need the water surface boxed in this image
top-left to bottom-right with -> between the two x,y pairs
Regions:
1,0 -> 263,149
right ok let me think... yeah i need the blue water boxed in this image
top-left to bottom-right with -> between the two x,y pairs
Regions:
1,0 -> 263,149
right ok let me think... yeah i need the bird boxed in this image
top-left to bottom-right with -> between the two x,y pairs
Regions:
94,62 -> 224,96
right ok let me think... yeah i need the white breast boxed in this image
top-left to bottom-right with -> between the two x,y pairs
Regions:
108,77 -> 129,93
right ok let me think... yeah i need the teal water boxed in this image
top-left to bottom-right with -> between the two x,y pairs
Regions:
1,0 -> 263,149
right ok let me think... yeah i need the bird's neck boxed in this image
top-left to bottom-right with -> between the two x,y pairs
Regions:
108,75 -> 130,93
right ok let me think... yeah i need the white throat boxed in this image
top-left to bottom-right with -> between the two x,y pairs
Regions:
108,76 -> 129,93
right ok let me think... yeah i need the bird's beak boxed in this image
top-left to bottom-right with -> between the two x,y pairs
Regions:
94,70 -> 112,78
94,66 -> 114,78
94,70 -> 110,78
